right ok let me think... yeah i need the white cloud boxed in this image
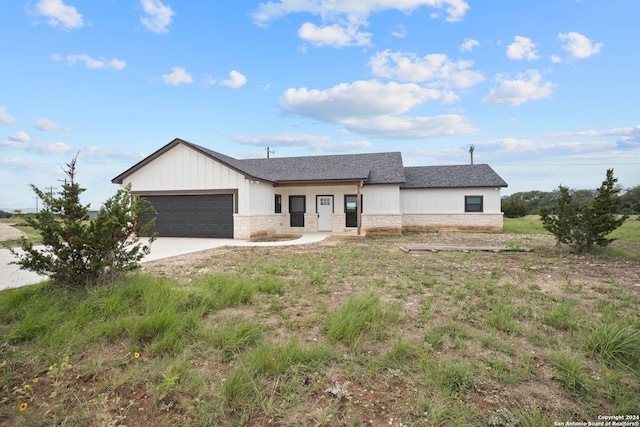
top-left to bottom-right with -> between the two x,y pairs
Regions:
369,50 -> 484,89
279,80 -> 478,139
506,36 -> 539,60
481,137 -> 618,155
0,107 -> 16,125
391,25 -> 406,38
254,1 -> 469,50
460,38 -> 479,52
34,117 -> 63,131
480,137 -> 541,152
140,0 -> 175,34
342,115 -> 478,139
52,54 -> 126,70
203,75 -> 217,86
220,70 -> 247,88
0,157 -> 41,169
233,133 -> 371,152
0,138 -> 145,163
9,131 -> 30,143
280,80 -> 441,123
235,133 -> 329,146
558,32 -> 603,59
482,70 -> 553,106
253,0 -> 470,25
543,125 -> 640,149
80,146 -> 147,164
41,142 -> 75,153
298,22 -> 371,47
0,139 -> 74,154
36,0 -> 83,30
314,140 -> 372,151
161,67 -> 193,85
0,140 -> 22,149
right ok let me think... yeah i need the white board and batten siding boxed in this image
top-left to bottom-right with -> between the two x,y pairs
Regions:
120,144 -> 252,213
401,187 -> 502,214
247,181 -> 274,215
362,184 -> 401,214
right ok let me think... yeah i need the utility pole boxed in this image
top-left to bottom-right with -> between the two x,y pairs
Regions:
45,186 -> 55,199
469,144 -> 475,165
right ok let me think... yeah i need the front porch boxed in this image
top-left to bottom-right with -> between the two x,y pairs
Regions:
233,212 -> 404,240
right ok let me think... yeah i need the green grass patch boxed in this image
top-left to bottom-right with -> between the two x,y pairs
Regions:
543,299 -> 581,330
548,352 -> 591,395
222,340 -> 336,413
208,315 -> 264,362
486,298 -> 519,334
503,215 -> 550,235
0,274 -> 221,356
438,360 -> 475,397
584,321 -> 640,371
254,275 -> 284,295
505,215 -> 640,243
327,291 -> 400,347
199,273 -> 256,309
608,216 -> 640,242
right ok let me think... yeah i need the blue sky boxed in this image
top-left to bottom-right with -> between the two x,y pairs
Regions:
1,0 -> 639,211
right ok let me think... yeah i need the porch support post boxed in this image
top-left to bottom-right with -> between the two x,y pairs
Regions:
356,180 -> 362,236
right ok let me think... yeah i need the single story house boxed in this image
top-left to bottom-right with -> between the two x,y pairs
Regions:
111,138 -> 508,239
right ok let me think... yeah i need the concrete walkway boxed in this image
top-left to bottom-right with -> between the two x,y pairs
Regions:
0,234 -> 330,291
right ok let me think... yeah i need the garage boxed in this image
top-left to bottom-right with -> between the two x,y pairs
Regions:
141,194 -> 234,238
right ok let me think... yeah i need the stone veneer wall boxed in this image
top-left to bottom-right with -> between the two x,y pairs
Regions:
236,213 -> 413,238
402,213 -> 504,231
234,214 -> 283,240
280,213 -> 318,235
235,212 -> 502,238
361,214 -> 403,234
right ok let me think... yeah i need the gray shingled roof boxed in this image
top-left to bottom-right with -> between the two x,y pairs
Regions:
194,142 -> 406,185
112,138 -> 507,189
401,164 -> 508,189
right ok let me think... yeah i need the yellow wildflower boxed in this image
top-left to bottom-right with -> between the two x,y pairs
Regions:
19,402 -> 28,411
32,378 -> 39,383
134,352 -> 140,359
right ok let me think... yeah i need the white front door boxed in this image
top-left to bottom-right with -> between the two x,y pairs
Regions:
317,196 -> 333,231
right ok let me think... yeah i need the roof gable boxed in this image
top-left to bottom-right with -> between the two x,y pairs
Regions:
402,164 -> 508,189
111,138 -> 262,184
112,138 -> 406,185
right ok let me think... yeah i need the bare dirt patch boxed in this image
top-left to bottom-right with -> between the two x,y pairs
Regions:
0,223 -> 26,242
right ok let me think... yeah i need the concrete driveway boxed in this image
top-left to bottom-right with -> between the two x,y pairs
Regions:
0,234 -> 330,291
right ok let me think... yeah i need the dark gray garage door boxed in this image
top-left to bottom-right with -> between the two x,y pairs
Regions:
141,194 -> 234,238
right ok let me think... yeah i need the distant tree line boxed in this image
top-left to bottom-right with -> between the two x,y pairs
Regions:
501,185 -> 640,218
